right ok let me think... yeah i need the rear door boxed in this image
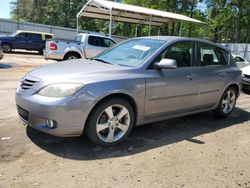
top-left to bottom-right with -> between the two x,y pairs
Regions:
85,36 -> 115,58
26,33 -> 43,50
196,42 -> 229,108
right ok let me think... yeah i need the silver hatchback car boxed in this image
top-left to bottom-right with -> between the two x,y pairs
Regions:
16,36 -> 242,145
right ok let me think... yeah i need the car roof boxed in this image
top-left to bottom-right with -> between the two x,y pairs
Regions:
78,33 -> 113,39
138,36 -> 229,52
16,30 -> 54,36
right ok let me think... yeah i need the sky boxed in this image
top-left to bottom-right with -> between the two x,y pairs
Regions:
0,0 -> 12,19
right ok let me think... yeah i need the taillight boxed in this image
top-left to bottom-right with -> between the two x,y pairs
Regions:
50,43 -> 57,50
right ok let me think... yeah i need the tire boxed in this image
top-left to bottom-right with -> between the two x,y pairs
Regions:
38,48 -> 44,55
2,43 -> 12,53
86,98 -> 135,146
213,87 -> 237,118
64,53 -> 80,60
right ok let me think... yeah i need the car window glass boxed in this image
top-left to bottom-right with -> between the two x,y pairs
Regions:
16,33 -> 27,38
45,35 -> 52,40
199,43 -> 226,66
27,33 -> 42,41
74,35 -> 82,42
234,56 -> 244,62
103,38 -> 115,47
150,41 -> 194,68
88,36 -> 105,47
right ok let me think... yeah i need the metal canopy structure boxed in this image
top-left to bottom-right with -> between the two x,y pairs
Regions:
77,0 -> 205,37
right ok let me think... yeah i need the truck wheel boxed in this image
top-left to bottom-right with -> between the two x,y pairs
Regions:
64,53 -> 80,60
2,43 -> 12,53
86,98 -> 135,146
38,48 -> 44,55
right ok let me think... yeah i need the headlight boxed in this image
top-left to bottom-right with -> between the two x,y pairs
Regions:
38,83 -> 83,98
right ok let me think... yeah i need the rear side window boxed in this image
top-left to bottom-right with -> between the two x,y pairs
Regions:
27,33 -> 42,41
103,38 -> 115,47
88,36 -> 109,47
199,43 -> 227,66
45,35 -> 53,40
74,35 -> 82,42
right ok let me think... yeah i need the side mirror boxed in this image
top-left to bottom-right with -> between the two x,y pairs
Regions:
155,58 -> 177,69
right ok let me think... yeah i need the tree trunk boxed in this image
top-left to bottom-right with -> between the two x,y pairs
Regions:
188,0 -> 195,37
236,0 -> 243,42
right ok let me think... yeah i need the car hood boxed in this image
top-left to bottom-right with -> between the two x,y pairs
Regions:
242,65 -> 250,75
0,35 -> 13,40
28,59 -> 130,84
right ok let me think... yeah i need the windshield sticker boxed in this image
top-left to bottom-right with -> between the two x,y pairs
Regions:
132,45 -> 150,51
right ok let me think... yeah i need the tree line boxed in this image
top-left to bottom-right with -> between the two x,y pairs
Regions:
10,0 -> 250,43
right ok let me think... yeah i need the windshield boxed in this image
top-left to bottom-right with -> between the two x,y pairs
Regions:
10,31 -> 18,37
94,39 -> 166,67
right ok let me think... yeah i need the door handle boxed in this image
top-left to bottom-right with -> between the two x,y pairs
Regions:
187,73 -> 198,80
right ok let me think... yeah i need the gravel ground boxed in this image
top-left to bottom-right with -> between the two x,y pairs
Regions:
0,51 -> 250,188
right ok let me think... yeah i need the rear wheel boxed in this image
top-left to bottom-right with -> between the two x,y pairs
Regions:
86,98 -> 135,145
2,43 -> 12,53
64,53 -> 80,60
213,87 -> 237,118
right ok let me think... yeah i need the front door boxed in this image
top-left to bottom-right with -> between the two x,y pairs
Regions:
14,32 -> 28,49
145,41 -> 200,119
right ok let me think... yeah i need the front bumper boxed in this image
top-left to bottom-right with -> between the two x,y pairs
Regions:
15,92 -> 92,137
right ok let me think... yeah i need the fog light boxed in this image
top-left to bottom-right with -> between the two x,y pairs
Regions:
45,119 -> 57,129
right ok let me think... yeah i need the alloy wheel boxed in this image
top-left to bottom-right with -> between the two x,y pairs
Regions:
96,104 -> 130,143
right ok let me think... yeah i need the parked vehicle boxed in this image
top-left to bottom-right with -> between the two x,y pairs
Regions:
16,36 -> 241,145
241,65 -> 250,90
44,33 -> 116,60
0,41 -> 3,60
0,30 -> 55,54
233,54 -> 249,69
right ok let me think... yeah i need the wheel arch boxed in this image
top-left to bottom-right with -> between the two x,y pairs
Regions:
63,51 -> 82,60
84,93 -> 138,133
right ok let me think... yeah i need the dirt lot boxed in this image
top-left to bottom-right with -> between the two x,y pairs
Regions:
0,51 -> 250,188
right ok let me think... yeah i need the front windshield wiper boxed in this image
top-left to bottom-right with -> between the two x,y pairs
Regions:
92,58 -> 114,65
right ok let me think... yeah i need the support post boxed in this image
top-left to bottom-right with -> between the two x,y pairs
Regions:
148,14 -> 152,36
158,28 -> 160,36
76,16 -> 79,34
135,26 -> 138,37
179,21 -> 182,36
109,9 -> 112,37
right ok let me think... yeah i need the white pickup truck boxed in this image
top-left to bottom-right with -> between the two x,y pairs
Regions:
44,33 -> 116,60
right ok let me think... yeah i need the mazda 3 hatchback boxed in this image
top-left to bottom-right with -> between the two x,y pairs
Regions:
16,36 -> 242,145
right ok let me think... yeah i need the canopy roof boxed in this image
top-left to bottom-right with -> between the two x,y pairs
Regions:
77,0 -> 205,26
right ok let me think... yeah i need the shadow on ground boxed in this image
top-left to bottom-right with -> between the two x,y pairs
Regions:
0,63 -> 13,69
27,107 -> 250,160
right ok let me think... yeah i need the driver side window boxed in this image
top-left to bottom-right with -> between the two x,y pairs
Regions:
150,41 -> 194,69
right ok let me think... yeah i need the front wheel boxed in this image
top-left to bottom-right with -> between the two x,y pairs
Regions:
2,43 -> 12,53
86,98 -> 135,145
213,87 -> 237,118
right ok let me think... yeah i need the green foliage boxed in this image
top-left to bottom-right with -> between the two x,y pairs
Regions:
10,0 -> 250,42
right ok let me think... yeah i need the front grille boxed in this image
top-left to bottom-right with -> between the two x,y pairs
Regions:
17,106 -> 29,122
20,79 -> 37,90
244,74 -> 250,79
